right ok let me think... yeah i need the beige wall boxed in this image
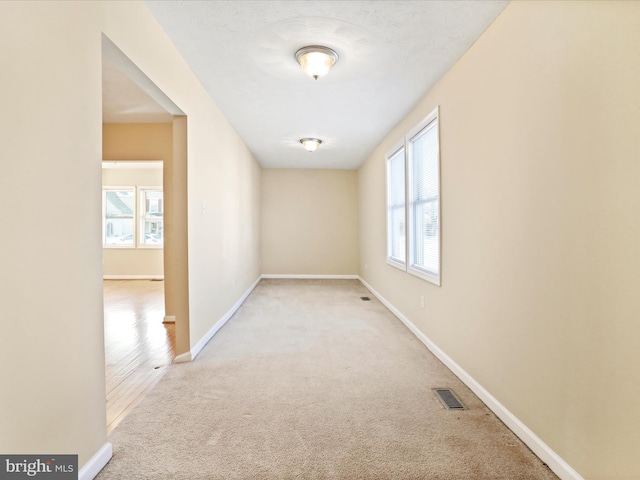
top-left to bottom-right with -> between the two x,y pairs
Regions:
103,123 -> 172,161
0,0 -> 107,469
102,164 -> 164,277
0,0 -> 261,473
262,169 -> 358,276
358,2 -> 640,479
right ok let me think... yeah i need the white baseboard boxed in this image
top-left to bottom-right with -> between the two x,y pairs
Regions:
79,442 -> 112,480
261,274 -> 358,279
182,276 -> 262,362
357,276 -> 584,480
102,275 -> 164,280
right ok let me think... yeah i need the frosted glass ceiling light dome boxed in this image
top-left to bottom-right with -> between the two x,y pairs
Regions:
295,46 -> 338,80
300,138 -> 322,152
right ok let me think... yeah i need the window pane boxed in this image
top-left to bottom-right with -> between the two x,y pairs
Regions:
140,190 -> 163,246
412,199 -> 439,273
387,146 -> 406,265
104,190 -> 134,246
409,117 -> 439,278
390,205 -> 406,261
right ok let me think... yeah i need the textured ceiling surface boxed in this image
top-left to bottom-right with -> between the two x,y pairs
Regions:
125,0 -> 508,169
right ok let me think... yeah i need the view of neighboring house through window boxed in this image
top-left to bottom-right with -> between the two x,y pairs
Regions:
140,189 -> 164,246
103,187 -> 163,248
104,189 -> 135,246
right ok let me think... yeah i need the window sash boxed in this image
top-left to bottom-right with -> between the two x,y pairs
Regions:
407,108 -> 440,285
386,144 -> 406,268
103,188 -> 135,247
139,188 -> 164,247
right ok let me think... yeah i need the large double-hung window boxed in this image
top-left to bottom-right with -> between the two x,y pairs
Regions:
385,107 -> 441,286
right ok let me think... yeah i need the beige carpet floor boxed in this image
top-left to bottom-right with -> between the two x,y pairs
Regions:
97,279 -> 558,480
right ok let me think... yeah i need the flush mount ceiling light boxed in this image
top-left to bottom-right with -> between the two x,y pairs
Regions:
300,138 -> 322,152
295,45 -> 339,80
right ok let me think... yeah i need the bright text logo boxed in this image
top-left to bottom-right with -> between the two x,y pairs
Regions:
0,455 -> 77,479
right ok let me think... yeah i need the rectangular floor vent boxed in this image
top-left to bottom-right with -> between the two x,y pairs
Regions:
360,296 -> 371,301
433,388 -> 466,410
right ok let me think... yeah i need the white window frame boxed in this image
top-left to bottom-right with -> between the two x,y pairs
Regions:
385,141 -> 406,270
138,186 -> 164,249
102,186 -> 164,249
102,187 -> 136,248
406,107 -> 441,285
384,106 -> 441,286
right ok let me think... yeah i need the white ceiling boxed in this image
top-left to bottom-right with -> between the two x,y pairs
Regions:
103,0 -> 508,169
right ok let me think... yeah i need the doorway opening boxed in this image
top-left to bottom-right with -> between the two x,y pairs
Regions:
101,34 -> 189,432
101,160 -> 172,432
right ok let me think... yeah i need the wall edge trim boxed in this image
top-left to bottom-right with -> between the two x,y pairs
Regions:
357,276 -> 585,480
79,442 -> 112,480
187,276 -> 262,362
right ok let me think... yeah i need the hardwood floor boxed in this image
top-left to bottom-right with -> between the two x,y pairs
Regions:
104,279 -> 175,433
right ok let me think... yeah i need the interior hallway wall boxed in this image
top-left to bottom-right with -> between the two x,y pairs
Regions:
0,0 -> 261,472
0,0 -> 108,469
261,169 -> 358,276
101,0 -> 262,363
358,1 -> 640,479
